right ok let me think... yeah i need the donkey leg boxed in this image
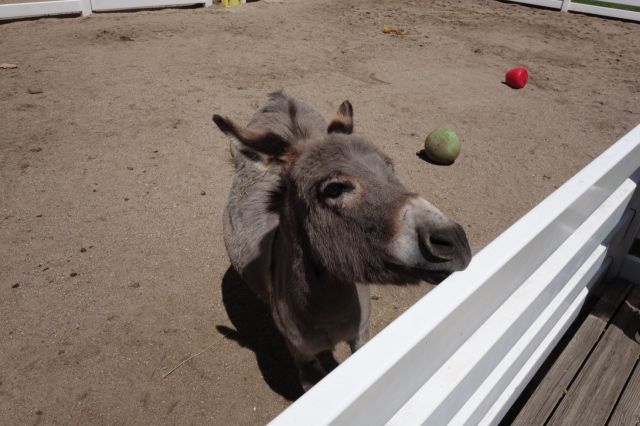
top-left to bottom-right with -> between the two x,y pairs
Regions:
287,344 -> 327,392
298,359 -> 327,392
316,350 -> 339,374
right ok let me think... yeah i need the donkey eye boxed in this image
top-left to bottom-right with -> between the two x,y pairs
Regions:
321,181 -> 353,199
240,149 -> 260,162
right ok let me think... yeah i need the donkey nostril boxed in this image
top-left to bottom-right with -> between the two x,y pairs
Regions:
418,233 -> 451,264
429,234 -> 454,249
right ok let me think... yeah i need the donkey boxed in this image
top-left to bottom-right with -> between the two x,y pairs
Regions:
213,91 -> 471,391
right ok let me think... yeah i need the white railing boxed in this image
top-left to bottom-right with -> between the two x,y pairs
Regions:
1,0 -> 637,22
508,0 -> 640,22
90,0 -> 210,12
270,123 -> 640,426
0,0 -> 212,20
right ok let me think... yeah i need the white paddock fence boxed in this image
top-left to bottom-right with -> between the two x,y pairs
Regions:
270,123 -> 640,426
508,0 -> 640,22
1,0 -> 638,22
0,0 -> 214,21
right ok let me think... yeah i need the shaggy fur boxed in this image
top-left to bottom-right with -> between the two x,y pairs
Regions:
213,91 -> 471,390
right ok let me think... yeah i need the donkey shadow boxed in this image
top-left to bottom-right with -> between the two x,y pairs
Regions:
216,267 -> 305,401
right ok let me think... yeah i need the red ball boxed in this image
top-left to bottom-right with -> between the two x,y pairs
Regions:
505,67 -> 528,89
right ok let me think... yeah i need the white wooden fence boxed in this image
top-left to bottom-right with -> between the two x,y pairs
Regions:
270,123 -> 640,426
0,0 -> 212,20
508,0 -> 640,22
1,0 -> 638,22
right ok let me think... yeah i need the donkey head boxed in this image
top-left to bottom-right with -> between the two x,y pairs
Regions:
213,100 -> 471,285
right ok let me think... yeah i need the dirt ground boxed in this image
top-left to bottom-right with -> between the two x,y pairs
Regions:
1,0 -> 639,424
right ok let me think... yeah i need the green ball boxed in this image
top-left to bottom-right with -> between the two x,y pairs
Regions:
424,128 -> 460,165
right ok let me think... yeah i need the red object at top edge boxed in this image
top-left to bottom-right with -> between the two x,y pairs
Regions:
505,67 -> 528,89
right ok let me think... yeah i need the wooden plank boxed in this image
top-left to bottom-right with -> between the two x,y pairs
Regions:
547,285 -> 640,425
608,360 -> 640,426
507,279 -> 631,425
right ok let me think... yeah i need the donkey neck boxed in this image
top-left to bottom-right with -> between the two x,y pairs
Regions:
271,227 -> 359,322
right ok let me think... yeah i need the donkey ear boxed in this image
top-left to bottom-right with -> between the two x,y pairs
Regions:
212,114 -> 290,158
327,101 -> 354,134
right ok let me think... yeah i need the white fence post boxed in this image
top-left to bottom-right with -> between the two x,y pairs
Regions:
508,0 -> 640,22
605,168 -> 640,281
204,0 -> 212,6
80,0 -> 92,16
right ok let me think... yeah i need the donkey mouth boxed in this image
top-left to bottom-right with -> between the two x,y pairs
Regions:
419,269 -> 453,284
384,261 -> 456,285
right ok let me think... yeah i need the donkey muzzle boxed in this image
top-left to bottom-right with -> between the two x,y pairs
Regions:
388,197 -> 471,276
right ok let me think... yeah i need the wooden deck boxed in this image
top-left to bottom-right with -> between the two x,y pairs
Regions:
503,279 -> 640,425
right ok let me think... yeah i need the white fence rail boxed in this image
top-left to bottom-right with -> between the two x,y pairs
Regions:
90,0 -> 211,12
508,0 -> 640,22
1,1 -> 636,21
0,0 -> 212,20
270,123 -> 640,426
0,0 -> 89,20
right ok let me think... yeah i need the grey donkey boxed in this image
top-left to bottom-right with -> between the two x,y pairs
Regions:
213,91 -> 471,391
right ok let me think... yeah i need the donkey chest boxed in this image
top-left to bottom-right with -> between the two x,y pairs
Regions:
272,282 -> 363,352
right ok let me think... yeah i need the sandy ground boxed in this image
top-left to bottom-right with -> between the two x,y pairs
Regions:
1,0 -> 639,424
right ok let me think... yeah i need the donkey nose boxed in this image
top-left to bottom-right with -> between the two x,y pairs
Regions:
389,196 -> 472,272
418,222 -> 471,268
